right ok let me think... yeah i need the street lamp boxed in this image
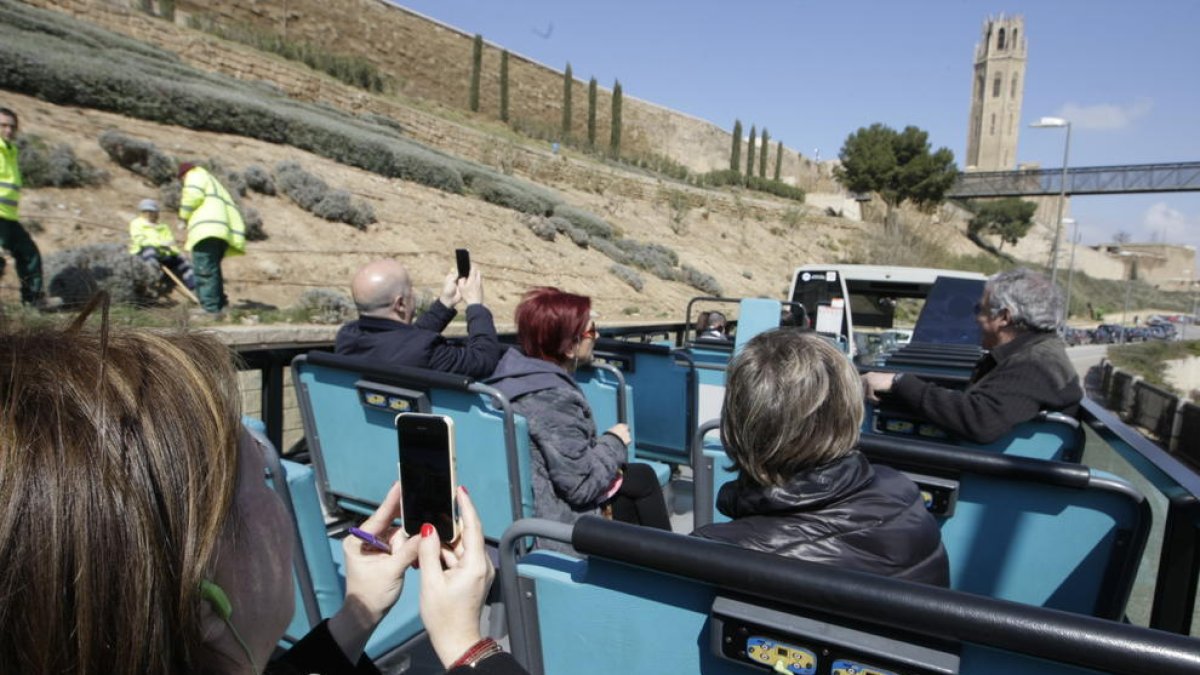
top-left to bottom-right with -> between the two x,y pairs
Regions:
1030,116 -> 1073,291
1062,218 -> 1079,325
1118,251 -> 1135,344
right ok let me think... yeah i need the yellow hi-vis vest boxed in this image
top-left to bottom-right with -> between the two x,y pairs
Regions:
128,215 -> 181,255
178,167 -> 245,256
0,138 -> 21,222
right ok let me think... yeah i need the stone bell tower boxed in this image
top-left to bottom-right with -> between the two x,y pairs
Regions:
965,15 -> 1026,171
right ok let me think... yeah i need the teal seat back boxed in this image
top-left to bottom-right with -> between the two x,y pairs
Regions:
280,459 -> 344,642
293,354 -> 533,541
505,519 -> 1171,675
621,347 -> 692,464
733,297 -> 782,354
867,401 -> 1084,462
576,362 -> 670,485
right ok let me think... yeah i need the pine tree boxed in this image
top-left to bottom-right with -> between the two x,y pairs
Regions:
469,34 -> 483,112
499,50 -> 510,123
561,63 -> 573,141
759,129 -> 769,177
774,141 -> 784,181
610,80 -> 623,159
730,120 -> 743,174
587,77 -> 598,148
746,125 -> 757,182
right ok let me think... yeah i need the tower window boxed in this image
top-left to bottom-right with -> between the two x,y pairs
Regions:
1011,74 -> 1019,97
990,114 -> 996,135
993,74 -> 1002,97
976,75 -> 984,99
1012,29 -> 1018,49
998,28 -> 1006,50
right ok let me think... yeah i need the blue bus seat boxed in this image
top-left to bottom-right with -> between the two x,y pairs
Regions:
500,517 -> 1198,675
732,297 -> 783,355
292,352 -> 533,542
693,423 -> 1149,619
593,339 -> 694,465
866,399 -> 1086,462
247,419 -> 425,660
574,361 -> 670,487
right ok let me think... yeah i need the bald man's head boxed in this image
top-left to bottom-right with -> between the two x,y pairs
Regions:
351,260 -> 414,322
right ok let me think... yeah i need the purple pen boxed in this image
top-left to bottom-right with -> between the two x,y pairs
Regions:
348,527 -> 392,553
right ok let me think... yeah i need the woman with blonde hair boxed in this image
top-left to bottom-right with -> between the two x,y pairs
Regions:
693,329 -> 949,585
0,297 -> 525,674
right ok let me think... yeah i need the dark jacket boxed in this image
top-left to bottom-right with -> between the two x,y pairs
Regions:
267,619 -> 379,675
693,451 -> 949,586
485,349 -> 627,552
892,330 -> 1083,444
335,300 -> 501,378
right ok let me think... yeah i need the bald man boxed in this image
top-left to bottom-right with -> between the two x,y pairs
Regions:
335,259 -> 501,377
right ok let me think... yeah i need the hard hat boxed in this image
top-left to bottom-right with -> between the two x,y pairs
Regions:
138,198 -> 160,212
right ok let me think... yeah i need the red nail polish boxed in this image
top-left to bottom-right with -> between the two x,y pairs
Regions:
460,485 -> 469,495
421,523 -> 434,538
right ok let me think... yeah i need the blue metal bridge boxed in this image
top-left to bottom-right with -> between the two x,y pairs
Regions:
947,161 -> 1200,198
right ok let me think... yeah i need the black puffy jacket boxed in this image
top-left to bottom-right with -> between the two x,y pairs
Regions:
693,451 -> 949,586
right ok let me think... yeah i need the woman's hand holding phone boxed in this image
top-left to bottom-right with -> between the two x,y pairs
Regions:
329,481 -> 422,663
418,487 -> 495,669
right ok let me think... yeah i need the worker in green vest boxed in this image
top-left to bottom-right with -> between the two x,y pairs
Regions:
128,198 -> 195,291
0,106 -> 46,307
177,162 -> 245,315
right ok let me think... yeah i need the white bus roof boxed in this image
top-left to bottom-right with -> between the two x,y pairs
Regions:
792,264 -> 987,285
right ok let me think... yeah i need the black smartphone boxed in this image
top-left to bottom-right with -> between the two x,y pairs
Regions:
455,248 -> 471,279
396,412 -> 460,544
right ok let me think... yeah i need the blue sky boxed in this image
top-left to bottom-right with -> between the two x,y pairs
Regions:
393,1 -> 1200,258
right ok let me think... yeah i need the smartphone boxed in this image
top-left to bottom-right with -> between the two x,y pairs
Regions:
396,412 -> 460,544
455,248 -> 471,280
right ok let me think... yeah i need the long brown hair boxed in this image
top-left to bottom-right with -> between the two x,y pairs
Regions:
0,315 -> 241,674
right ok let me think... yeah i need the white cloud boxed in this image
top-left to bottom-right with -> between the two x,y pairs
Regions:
1055,99 -> 1153,130
1141,202 -> 1194,242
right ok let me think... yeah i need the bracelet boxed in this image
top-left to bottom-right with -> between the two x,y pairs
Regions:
450,637 -> 503,670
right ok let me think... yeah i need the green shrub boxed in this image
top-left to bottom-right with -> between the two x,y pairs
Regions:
45,243 -> 159,306
0,12 -> 466,195
610,80 -> 622,159
615,239 -> 677,280
499,50 -> 510,123
746,175 -> 806,202
730,120 -> 742,174
609,263 -> 644,292
474,177 -> 554,215
773,141 -> 783,181
98,129 -> 176,185
0,0 -> 174,62
746,125 -> 757,180
297,288 -> 356,324
551,204 -> 615,240
561,62 -> 573,141
243,206 -> 267,241
525,216 -> 557,241
243,164 -> 276,195
188,14 -> 384,92
587,77 -> 598,148
275,161 -> 375,229
759,128 -> 769,178
679,264 -> 722,296
15,134 -> 107,187
589,237 -> 627,264
546,216 -> 589,247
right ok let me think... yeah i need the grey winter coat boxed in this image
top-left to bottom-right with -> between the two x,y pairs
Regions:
485,349 -> 627,553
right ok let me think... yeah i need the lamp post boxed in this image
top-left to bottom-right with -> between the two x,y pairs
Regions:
1030,116 -> 1073,291
1119,251 -> 1135,344
1062,217 -> 1079,325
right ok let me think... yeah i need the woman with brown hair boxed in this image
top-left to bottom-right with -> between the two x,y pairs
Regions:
693,329 -> 949,585
0,298 -> 525,674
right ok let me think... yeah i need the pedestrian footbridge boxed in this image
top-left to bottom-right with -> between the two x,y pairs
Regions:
948,161 -> 1200,198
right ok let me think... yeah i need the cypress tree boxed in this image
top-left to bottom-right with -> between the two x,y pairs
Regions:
469,34 -> 483,112
499,50 -> 510,123
587,77 -> 598,148
745,125 -> 757,182
610,80 -> 623,159
561,63 -> 573,141
774,141 -> 784,181
158,0 -> 175,20
730,120 -> 743,174
759,128 -> 770,177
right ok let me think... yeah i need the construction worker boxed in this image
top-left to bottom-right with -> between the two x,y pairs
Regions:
129,198 -> 195,291
177,162 -> 245,315
0,106 -> 47,307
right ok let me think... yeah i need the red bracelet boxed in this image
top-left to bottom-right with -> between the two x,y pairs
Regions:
449,637 -> 502,670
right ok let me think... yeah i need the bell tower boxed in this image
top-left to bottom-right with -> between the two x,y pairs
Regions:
965,15 -> 1026,171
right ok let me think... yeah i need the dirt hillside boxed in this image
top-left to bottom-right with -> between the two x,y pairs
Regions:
2,1 -> 987,323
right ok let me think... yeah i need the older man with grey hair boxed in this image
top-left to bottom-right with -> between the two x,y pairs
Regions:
862,268 -> 1082,444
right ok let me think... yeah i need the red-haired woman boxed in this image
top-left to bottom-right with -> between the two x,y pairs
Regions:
486,287 -> 670,550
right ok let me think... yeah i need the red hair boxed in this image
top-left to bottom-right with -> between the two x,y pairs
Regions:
515,287 -> 592,362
